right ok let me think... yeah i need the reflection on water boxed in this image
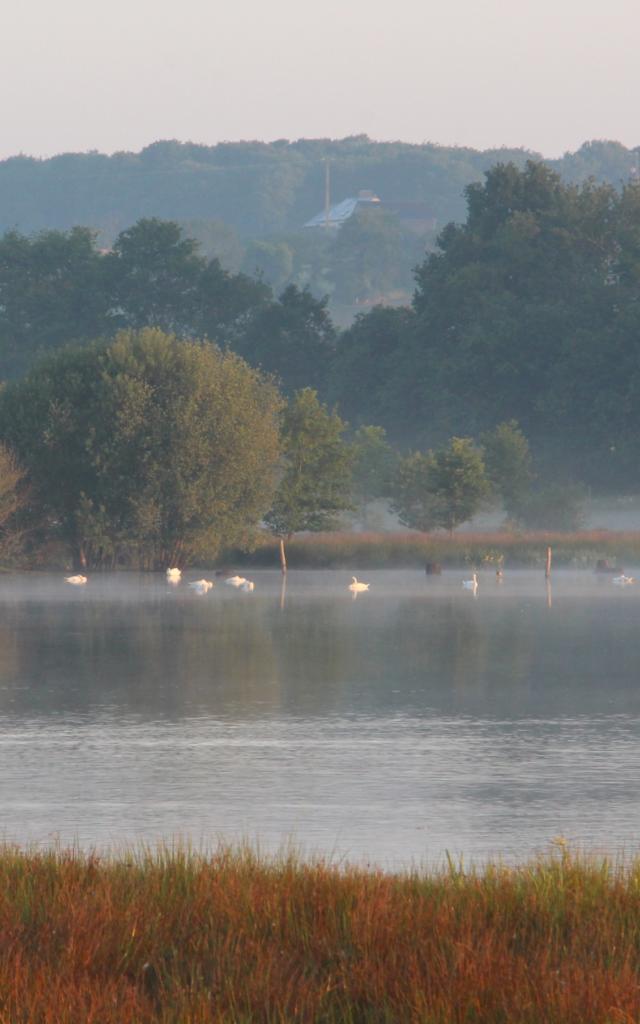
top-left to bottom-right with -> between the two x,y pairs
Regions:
0,569 -> 639,865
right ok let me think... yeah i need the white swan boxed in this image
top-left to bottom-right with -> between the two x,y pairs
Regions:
613,574 -> 635,585
348,576 -> 370,593
188,579 -> 214,595
65,575 -> 87,585
462,573 -> 478,593
241,580 -> 255,592
225,576 -> 247,587
166,567 -> 181,581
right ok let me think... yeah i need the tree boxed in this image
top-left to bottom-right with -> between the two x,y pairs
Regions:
480,420 -> 534,520
0,227 -> 109,378
236,285 -> 336,394
390,451 -> 442,532
241,240 -> 294,293
428,438 -> 490,533
330,207 -> 420,305
0,329 -> 282,569
105,218 -> 206,334
265,388 -> 353,570
391,439 -> 489,534
350,425 -> 397,523
0,444 -> 29,560
195,258 -> 270,343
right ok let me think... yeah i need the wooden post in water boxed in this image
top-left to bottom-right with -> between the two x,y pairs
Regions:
545,546 -> 552,579
279,537 -> 287,575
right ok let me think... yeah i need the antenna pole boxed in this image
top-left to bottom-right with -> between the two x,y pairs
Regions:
324,158 -> 331,230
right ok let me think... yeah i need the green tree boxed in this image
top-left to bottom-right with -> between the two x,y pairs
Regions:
0,329 -> 282,569
236,285 -> 336,394
330,207 -> 421,305
428,438 -> 490,533
106,218 -> 206,333
390,451 -> 441,532
391,439 -> 489,533
265,388 -> 353,570
0,227 -> 109,378
480,420 -> 534,520
0,444 -> 29,560
350,425 -> 397,523
241,240 -> 294,293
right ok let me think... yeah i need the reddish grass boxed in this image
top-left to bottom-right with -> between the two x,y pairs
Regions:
1,844 -> 640,1022
229,529 -> 640,570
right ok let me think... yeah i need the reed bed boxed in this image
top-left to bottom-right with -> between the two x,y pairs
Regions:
1,843 -> 640,1022
229,529 -> 640,570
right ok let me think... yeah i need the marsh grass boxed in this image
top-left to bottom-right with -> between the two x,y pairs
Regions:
1,843 -> 640,1022
227,529 -> 640,570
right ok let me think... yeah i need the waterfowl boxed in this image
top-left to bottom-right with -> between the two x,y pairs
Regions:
225,576 -> 247,587
241,580 -> 255,592
166,567 -> 181,581
348,576 -> 370,593
65,575 -> 87,585
462,573 -> 478,593
613,574 -> 635,585
188,579 -> 214,595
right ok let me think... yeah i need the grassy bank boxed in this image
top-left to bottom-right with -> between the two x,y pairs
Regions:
1,843 -> 640,1022
226,529 -> 640,570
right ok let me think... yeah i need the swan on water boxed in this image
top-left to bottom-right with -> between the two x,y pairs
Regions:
65,575 -> 87,585
348,576 -> 370,593
462,573 -> 478,593
241,580 -> 255,592
166,567 -> 181,581
613,574 -> 635,585
225,576 -> 247,587
188,579 -> 214,595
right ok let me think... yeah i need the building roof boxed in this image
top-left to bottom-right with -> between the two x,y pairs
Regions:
304,192 -> 380,229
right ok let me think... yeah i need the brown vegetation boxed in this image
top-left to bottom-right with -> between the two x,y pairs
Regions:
1,844 -> 639,1022
228,529 -> 640,571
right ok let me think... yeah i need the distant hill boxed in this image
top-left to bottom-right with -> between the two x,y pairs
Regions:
2,136 -> 637,242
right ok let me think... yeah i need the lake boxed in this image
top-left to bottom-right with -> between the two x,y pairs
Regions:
0,568 -> 639,867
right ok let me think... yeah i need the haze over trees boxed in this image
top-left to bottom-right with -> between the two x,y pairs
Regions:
2,154 -> 640,504
2,137 -> 637,241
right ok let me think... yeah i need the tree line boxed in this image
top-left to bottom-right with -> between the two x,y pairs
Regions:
1,137 -> 637,241
0,325 -> 571,570
2,158 -> 640,494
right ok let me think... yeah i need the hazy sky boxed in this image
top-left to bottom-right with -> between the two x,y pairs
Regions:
3,0 -> 639,160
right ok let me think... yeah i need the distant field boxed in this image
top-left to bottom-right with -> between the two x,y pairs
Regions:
227,529 -> 640,570
0,843 -> 638,1022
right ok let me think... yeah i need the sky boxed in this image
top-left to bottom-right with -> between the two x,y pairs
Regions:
2,0 -> 639,161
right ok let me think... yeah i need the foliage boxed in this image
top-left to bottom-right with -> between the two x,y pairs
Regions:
226,528 -> 640,570
513,482 -> 586,531
390,451 -> 441,532
241,239 -> 294,293
265,388 -> 353,538
391,439 -> 490,533
350,425 -> 397,510
236,285 -> 336,394
331,161 -> 640,490
0,443 -> 29,560
2,843 -> 640,1022
329,207 -> 422,304
0,329 -> 282,568
105,218 -> 206,333
480,420 -> 534,519
0,227 -> 109,378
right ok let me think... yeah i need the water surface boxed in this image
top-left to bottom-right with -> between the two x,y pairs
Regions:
0,569 -> 638,866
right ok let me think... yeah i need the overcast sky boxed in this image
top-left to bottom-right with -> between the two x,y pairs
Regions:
3,0 -> 638,160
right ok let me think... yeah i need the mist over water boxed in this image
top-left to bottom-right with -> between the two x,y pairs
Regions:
0,569 -> 639,867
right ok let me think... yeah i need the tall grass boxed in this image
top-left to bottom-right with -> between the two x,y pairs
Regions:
1,843 -> 640,1022
227,529 -> 640,570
